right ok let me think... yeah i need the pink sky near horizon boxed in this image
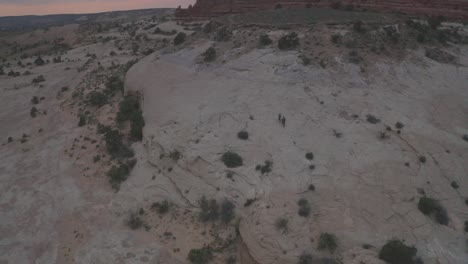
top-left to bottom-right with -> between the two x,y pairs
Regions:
0,0 -> 195,17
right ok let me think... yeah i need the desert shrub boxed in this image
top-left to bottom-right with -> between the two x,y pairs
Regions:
331,34 -> 341,44
353,20 -> 365,33
108,164 -> 130,189
275,3 -> 282,9
298,254 -> 313,264
298,199 -> 311,217
102,128 -> 134,159
462,134 -> 468,142
127,212 -> 144,229
308,184 -> 315,191
378,239 -> 417,264
428,16 -> 443,30
259,34 -> 272,46
221,151 -> 243,168
202,47 -> 216,62
169,150 -> 181,161
31,96 -> 39,105
30,107 -> 38,118
34,56 -> 45,66
418,197 -> 448,225
255,160 -> 273,174
105,76 -> 124,95
275,217 -> 288,233
78,114 -> 86,127
305,152 -> 314,160
366,114 -> 380,124
348,50 -> 362,64
237,131 -> 249,140
199,196 -> 219,222
214,26 -> 231,41
220,199 -> 235,224
318,233 -> 338,252
152,200 -> 170,214
32,75 -> 45,83
188,247 -> 213,264
117,95 -> 145,141
419,156 -> 426,163
301,56 -> 311,65
174,32 -> 187,45
88,91 -> 108,107
278,32 -> 299,50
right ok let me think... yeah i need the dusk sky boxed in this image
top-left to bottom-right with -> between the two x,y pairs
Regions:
0,0 -> 195,17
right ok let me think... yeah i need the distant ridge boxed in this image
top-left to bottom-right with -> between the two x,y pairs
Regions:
0,8 -> 174,31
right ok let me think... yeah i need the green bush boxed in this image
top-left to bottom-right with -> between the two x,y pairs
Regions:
298,199 -> 311,217
275,217 -> 288,233
108,164 -> 130,189
78,114 -> 86,127
255,160 -> 273,174
428,16 -> 443,30
152,200 -> 171,214
418,197 -> 448,225
105,76 -> 124,95
34,56 -> 45,66
462,134 -> 468,142
188,247 -> 213,264
331,34 -> 341,44
278,32 -> 299,50
199,196 -> 219,222
220,199 -> 235,224
237,131 -> 249,140
30,107 -> 38,118
88,91 -> 108,107
31,96 -> 39,104
221,151 -> 243,168
127,212 -> 144,229
174,32 -> 187,45
214,26 -> 231,41
102,128 -> 134,159
203,47 -> 216,62
318,233 -> 338,252
366,114 -> 380,124
378,239 -> 417,264
32,75 -> 45,83
117,95 -> 145,141
259,34 -> 272,46
305,152 -> 314,160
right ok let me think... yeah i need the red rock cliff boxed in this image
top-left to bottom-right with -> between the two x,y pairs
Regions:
175,0 -> 468,19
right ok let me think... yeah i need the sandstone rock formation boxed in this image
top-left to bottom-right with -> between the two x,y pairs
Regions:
176,0 -> 468,19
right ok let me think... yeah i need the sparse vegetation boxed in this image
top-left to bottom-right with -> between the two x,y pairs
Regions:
378,239 -> 417,264
462,134 -> 468,142
450,181 -> 459,189
237,131 -> 249,140
278,32 -> 299,50
34,56 -> 45,66
318,233 -> 338,252
32,75 -> 45,83
188,247 -> 213,264
88,91 -> 108,107
275,217 -> 288,233
99,125 -> 134,159
305,152 -> 314,160
366,114 -> 380,124
418,197 -> 448,225
31,96 -> 39,105
259,34 -> 272,46
297,198 -> 311,217
152,200 -> 170,214
30,107 -> 38,118
220,199 -> 235,224
221,151 -> 243,168
255,160 -> 273,174
107,163 -> 130,189
127,211 -> 144,229
117,95 -> 145,141
174,32 -> 187,45
105,76 -> 124,95
199,196 -> 219,222
202,47 -> 216,62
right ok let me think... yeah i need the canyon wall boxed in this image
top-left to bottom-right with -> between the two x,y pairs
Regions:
175,0 -> 468,19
